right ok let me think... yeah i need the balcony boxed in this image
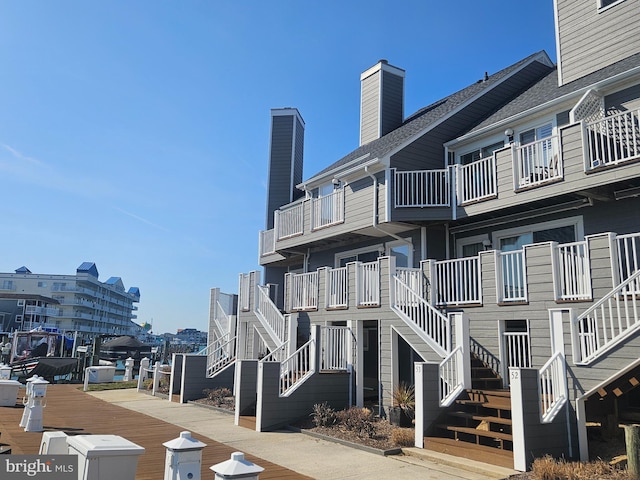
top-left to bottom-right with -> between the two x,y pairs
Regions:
585,108 -> 640,170
514,136 -> 562,189
394,169 -> 450,207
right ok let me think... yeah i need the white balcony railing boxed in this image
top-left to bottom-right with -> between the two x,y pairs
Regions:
288,271 -> 319,311
555,241 -> 591,301
312,189 -> 344,230
515,136 -> 561,188
458,157 -> 497,204
320,326 -> 351,371
326,266 -> 348,309
395,267 -> 423,297
259,228 -> 276,256
433,257 -> 481,306
275,203 -> 304,240
585,108 -> 640,169
498,250 -> 527,302
356,261 -> 380,307
394,169 -> 450,207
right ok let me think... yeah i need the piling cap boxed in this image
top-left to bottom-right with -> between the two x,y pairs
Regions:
162,431 -> 207,451
210,452 -> 264,475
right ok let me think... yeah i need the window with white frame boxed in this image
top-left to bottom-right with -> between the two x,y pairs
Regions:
456,234 -> 491,258
335,245 -> 383,267
459,140 -> 505,165
386,240 -> 413,268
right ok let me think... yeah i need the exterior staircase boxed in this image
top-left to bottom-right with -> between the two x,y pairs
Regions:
423,354 -> 514,469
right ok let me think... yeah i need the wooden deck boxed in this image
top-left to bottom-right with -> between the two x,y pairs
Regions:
0,384 -> 311,480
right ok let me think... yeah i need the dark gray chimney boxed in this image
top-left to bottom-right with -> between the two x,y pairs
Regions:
359,60 -> 405,146
265,108 -> 305,229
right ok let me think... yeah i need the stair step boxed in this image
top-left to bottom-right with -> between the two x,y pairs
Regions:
437,424 -> 513,441
447,411 -> 512,426
423,436 -> 513,469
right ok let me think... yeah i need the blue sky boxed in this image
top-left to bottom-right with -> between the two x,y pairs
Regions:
0,1 -> 556,335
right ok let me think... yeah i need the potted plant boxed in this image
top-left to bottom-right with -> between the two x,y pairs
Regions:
389,382 -> 415,427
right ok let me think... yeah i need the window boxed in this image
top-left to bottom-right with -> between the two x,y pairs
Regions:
456,234 -> 490,258
37,281 -> 47,288
494,216 -> 583,252
386,240 -> 413,268
460,141 -> 504,165
1,280 -> 14,290
335,245 -> 383,267
599,0 -> 624,9
17,299 -> 24,306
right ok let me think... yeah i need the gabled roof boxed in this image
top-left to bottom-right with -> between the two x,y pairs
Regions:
15,266 -> 31,274
302,51 -> 554,187
77,262 -> 99,278
105,277 -> 125,290
464,51 -> 640,137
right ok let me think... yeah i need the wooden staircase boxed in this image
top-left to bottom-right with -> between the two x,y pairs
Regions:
423,355 -> 514,468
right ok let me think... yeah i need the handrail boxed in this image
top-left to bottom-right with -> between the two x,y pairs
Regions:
574,269 -> 640,364
440,345 -> 465,406
280,339 -> 315,396
391,275 -> 450,357
539,351 -> 567,423
260,342 -> 289,364
206,335 -> 237,377
255,285 -> 287,346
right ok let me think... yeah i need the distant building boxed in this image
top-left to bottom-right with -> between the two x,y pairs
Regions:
0,263 -> 141,337
175,328 -> 207,345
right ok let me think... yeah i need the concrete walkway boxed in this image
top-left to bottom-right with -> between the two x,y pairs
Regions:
88,389 -> 517,480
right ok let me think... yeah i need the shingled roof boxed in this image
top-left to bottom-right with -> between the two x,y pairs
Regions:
304,51 -> 553,185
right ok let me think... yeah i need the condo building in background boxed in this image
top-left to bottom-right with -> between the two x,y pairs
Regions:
0,262 -> 141,338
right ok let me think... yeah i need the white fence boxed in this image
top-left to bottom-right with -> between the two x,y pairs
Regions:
503,331 -> 531,370
394,169 -> 450,207
320,326 -> 351,371
256,285 -> 288,344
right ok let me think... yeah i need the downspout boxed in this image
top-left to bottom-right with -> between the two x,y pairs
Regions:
365,165 -> 411,247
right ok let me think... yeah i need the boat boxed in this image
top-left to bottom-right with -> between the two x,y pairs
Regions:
9,328 -> 78,380
100,335 -> 152,365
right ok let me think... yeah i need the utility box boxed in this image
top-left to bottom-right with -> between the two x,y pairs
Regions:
87,366 -> 116,383
40,431 -> 69,454
163,431 -> 207,480
0,364 -> 12,380
67,434 -> 145,480
0,379 -> 21,406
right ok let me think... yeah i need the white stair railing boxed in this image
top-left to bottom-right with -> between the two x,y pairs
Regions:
538,351 -> 567,423
259,342 -> 289,364
391,275 -> 450,357
205,336 -> 237,377
573,269 -> 640,364
255,285 -> 288,346
280,339 -> 315,396
439,345 -> 465,406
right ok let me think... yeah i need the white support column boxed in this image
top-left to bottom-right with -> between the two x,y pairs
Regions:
349,319 -> 364,407
414,363 -> 425,449
510,367 -> 526,471
286,313 -> 297,359
576,397 -> 589,461
453,312 -> 471,389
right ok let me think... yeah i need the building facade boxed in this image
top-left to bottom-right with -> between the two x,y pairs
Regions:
0,263 -> 141,338
201,0 -> 640,470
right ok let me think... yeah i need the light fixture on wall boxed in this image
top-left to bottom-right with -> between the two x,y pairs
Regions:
332,178 -> 341,186
505,128 -> 514,143
482,239 -> 493,250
